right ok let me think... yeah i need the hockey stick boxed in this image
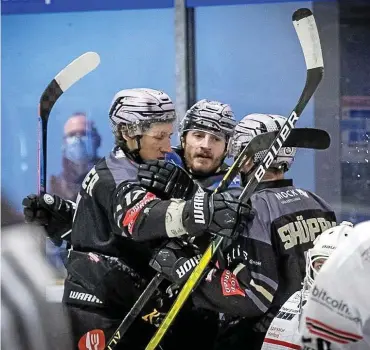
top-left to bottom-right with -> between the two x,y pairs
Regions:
104,130 -> 278,350
37,52 -> 100,194
146,8 -> 324,349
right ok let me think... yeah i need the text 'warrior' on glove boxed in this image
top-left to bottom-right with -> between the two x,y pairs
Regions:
149,240 -> 202,286
182,189 -> 254,239
22,193 -> 74,245
138,159 -> 197,200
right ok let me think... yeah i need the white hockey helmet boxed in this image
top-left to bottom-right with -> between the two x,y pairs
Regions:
305,221 -> 354,288
109,88 -> 176,137
232,113 -> 296,171
179,99 -> 236,153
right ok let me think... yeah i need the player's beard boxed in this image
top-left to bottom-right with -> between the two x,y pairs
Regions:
184,149 -> 224,177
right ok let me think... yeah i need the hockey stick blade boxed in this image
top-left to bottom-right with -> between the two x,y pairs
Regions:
285,128 -> 330,150
39,52 -> 100,122
105,131 -> 277,350
38,52 -> 100,194
146,8 -> 324,349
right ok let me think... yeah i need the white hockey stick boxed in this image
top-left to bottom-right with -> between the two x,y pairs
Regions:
38,52 -> 100,194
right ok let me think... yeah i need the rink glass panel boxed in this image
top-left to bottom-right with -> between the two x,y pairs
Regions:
2,0 -> 369,281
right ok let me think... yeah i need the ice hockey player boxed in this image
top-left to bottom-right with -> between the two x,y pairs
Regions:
214,113 -> 337,350
301,220 -> 370,350
261,221 -> 354,350
22,89 -> 253,350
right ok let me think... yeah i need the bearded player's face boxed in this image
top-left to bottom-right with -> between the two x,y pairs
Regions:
183,130 -> 226,176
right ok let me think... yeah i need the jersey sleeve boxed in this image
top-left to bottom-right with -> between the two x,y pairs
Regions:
300,229 -> 370,350
112,181 -> 188,242
191,205 -> 279,318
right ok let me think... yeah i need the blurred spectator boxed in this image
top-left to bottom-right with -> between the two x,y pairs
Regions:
1,197 -> 72,350
48,113 -> 101,276
50,112 -> 101,201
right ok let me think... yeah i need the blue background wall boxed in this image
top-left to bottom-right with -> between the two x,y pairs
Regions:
2,1 -> 316,211
2,9 -> 175,209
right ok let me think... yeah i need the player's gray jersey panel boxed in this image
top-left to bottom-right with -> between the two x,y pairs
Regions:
105,151 -> 139,188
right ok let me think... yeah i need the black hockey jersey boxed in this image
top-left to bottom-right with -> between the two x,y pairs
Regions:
64,147 -> 237,308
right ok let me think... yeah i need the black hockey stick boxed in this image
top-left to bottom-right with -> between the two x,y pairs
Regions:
37,52 -> 100,194
146,8 -> 324,349
104,130 -> 278,350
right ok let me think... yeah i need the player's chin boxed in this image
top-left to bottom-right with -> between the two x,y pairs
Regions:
192,158 -> 214,172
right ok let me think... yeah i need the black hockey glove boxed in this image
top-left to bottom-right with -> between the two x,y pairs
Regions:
22,193 -> 74,246
138,159 -> 197,200
149,239 -> 202,286
183,189 -> 254,240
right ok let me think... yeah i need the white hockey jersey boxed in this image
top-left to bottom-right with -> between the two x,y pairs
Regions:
301,220 -> 370,350
262,290 -> 308,350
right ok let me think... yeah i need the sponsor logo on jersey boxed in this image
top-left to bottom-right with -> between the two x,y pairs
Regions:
249,259 -> 261,266
226,244 -> 248,264
221,270 -> 245,297
278,216 -> 336,250
122,192 -> 157,234
276,310 -> 296,321
322,245 -> 336,250
175,254 -> 202,279
78,329 -> 105,350
69,291 -> 103,304
274,188 -> 310,204
311,286 -> 360,323
193,190 -> 206,224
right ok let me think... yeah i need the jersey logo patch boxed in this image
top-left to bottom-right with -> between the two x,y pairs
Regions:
78,329 -> 105,350
221,270 -> 245,297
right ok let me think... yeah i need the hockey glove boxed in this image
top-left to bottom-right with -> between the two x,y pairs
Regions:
149,239 -> 202,286
138,159 -> 198,200
182,189 -> 254,240
22,193 -> 74,246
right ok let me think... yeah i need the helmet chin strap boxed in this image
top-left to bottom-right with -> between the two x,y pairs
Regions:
121,135 -> 143,163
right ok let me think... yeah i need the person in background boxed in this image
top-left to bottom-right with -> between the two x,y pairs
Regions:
50,112 -> 102,201
47,113 -> 102,275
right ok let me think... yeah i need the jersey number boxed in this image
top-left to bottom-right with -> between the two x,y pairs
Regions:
124,189 -> 146,206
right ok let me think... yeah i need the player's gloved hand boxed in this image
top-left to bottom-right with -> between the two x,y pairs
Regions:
149,239 -> 202,286
22,193 -> 74,246
183,189 -> 254,239
138,159 -> 198,200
